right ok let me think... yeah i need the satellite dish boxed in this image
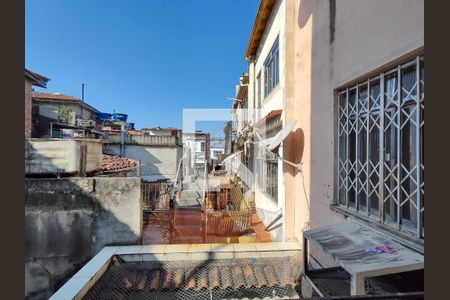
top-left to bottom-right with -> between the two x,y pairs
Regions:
263,120 -> 297,151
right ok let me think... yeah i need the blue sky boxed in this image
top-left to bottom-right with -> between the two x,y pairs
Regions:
26,0 -> 259,131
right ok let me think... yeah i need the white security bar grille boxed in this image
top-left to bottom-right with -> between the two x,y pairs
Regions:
337,56 -> 424,237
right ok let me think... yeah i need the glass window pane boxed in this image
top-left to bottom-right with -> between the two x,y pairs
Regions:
348,115 -> 357,209
357,114 -> 368,213
401,65 -> 417,102
400,105 -> 418,230
370,80 -> 381,109
385,73 -> 398,107
368,107 -> 380,217
358,84 -> 368,113
384,107 -> 398,224
338,93 -> 347,206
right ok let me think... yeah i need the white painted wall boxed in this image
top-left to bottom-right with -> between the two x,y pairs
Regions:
248,0 -> 287,242
105,145 -> 182,180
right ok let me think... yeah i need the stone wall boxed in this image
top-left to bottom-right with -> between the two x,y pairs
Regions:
25,177 -> 142,299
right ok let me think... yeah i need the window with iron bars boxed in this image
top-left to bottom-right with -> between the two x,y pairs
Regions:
266,154 -> 278,202
256,146 -> 278,203
337,56 -> 424,238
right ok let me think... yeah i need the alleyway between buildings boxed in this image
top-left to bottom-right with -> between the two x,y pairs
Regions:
142,173 -> 272,245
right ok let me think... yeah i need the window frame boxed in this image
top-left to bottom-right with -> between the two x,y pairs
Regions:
257,71 -> 262,109
334,55 -> 424,239
263,37 -> 280,98
265,151 -> 279,202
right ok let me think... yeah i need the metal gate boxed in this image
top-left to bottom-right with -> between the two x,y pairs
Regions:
141,181 -> 171,211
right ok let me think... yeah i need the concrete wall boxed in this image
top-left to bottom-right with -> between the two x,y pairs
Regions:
25,139 -> 103,175
107,134 -> 180,146
104,144 -> 182,180
25,177 -> 142,299
283,0 -> 424,242
25,79 -> 33,138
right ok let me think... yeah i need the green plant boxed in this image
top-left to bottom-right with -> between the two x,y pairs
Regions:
57,105 -> 73,123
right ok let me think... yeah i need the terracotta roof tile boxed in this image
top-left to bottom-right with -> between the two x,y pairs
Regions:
254,109 -> 282,128
83,256 -> 303,300
101,154 -> 137,172
32,92 -> 81,102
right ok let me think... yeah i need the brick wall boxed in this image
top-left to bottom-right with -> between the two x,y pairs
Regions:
25,78 -> 32,138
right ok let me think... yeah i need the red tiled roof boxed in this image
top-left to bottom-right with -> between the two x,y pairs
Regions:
101,154 -> 137,172
32,92 -> 80,102
85,255 -> 303,297
254,109 -> 282,128
32,92 -> 100,113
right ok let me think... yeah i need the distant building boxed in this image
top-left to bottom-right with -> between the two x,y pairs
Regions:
32,92 -> 100,138
210,147 -> 224,160
103,131 -> 183,181
141,127 -> 182,139
25,69 -> 49,138
182,132 -> 210,176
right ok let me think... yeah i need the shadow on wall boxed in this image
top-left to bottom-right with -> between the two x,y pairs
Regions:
296,0 -> 342,231
25,142 -> 142,300
102,143 -> 183,179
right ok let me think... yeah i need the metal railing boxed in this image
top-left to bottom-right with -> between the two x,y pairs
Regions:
141,182 -> 171,211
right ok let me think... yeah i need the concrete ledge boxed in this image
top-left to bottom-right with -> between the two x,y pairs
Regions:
119,242 -> 302,262
51,242 -> 302,299
49,246 -> 118,300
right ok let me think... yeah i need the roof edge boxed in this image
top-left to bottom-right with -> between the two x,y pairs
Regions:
25,68 -> 50,88
32,93 -> 100,113
245,0 -> 277,62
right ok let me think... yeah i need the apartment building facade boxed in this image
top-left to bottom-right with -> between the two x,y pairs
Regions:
241,0 -> 424,249
282,0 -> 424,253
244,0 -> 289,241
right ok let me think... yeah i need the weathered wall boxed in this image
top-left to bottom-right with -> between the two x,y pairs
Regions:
37,102 -> 95,121
25,79 -> 33,138
25,139 -> 103,175
25,177 -> 142,299
107,134 -> 180,146
284,0 -> 424,242
104,144 -> 182,180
